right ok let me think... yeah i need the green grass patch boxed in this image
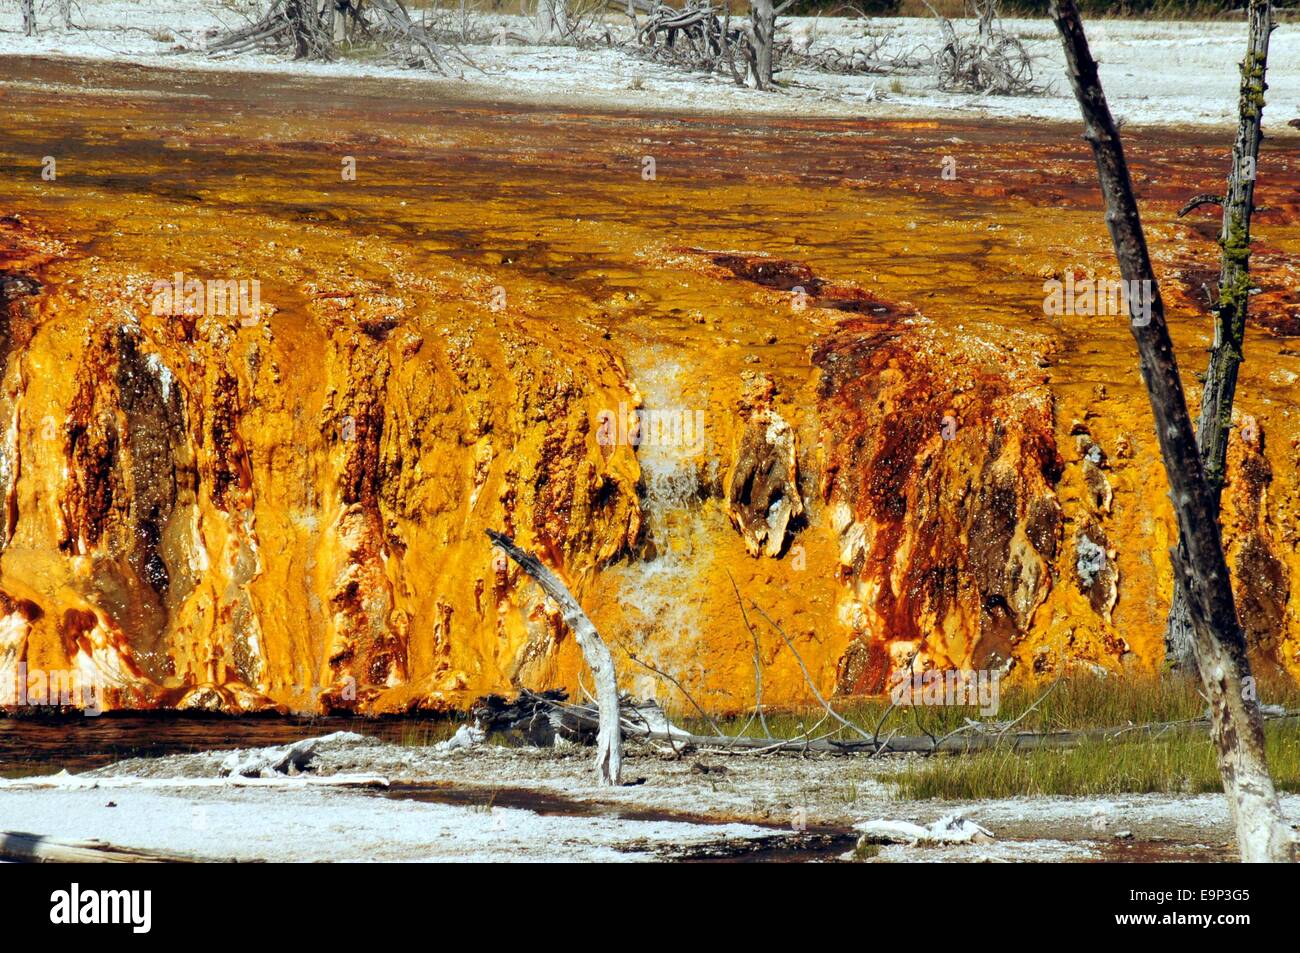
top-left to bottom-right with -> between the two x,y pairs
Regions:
396,722 -> 460,747
885,721 -> 1300,799
673,672 -> 1300,745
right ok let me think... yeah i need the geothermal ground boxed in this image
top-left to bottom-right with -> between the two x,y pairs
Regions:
2,719 -> 1293,862
2,57 -> 1299,714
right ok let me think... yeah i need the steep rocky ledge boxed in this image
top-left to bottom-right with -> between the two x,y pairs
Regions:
2,219 -> 1294,715
1,67 -> 1298,713
814,315 -> 1065,692
0,218 -> 646,713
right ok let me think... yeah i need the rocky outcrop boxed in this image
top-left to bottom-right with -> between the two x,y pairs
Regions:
0,218 -> 643,714
813,316 -> 1064,692
7,211 -> 1299,714
725,405 -> 803,558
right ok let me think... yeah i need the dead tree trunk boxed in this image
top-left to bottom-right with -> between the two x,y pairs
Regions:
1,831 -> 193,863
538,0 -> 569,38
749,0 -> 775,89
1049,0 -> 1293,863
287,0 -> 312,58
21,0 -> 34,36
331,1 -> 345,43
1166,0 -> 1275,671
486,530 -> 622,785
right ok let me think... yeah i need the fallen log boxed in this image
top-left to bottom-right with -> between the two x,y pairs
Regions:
471,689 -> 586,746
0,774 -> 390,790
0,831 -> 194,863
219,730 -> 366,777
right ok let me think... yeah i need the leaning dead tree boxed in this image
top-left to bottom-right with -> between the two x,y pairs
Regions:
486,530 -> 623,785
209,0 -> 449,73
1050,0 -> 1292,863
1166,0 -> 1275,671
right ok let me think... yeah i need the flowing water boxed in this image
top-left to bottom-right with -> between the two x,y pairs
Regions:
0,712 -> 416,776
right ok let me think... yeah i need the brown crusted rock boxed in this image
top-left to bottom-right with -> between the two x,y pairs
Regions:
1073,521 -> 1118,622
813,317 -> 1063,687
725,407 -> 803,558
0,226 -> 643,715
1224,419 -> 1291,672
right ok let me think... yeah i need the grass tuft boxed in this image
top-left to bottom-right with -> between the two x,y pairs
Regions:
886,722 -> 1300,799
674,671 -> 1300,744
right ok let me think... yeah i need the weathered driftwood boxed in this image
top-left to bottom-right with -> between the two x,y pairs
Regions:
208,0 -> 296,56
218,730 -> 364,777
628,0 -> 771,90
1049,0 -> 1293,863
471,689 -> 591,746
473,688 -> 703,751
487,530 -> 622,785
0,831 -> 192,863
0,774 -> 389,790
1165,0 -> 1275,671
784,28 -> 925,77
369,0 -> 448,71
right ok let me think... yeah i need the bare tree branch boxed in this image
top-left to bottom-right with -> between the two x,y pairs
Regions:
1176,193 -> 1224,218
747,599 -> 875,743
487,529 -> 622,786
727,570 -> 772,739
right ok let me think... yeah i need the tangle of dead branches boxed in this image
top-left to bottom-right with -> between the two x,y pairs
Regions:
626,0 -> 786,88
923,0 -> 1037,94
782,19 -> 927,75
209,0 -> 456,74
625,1 -> 928,90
